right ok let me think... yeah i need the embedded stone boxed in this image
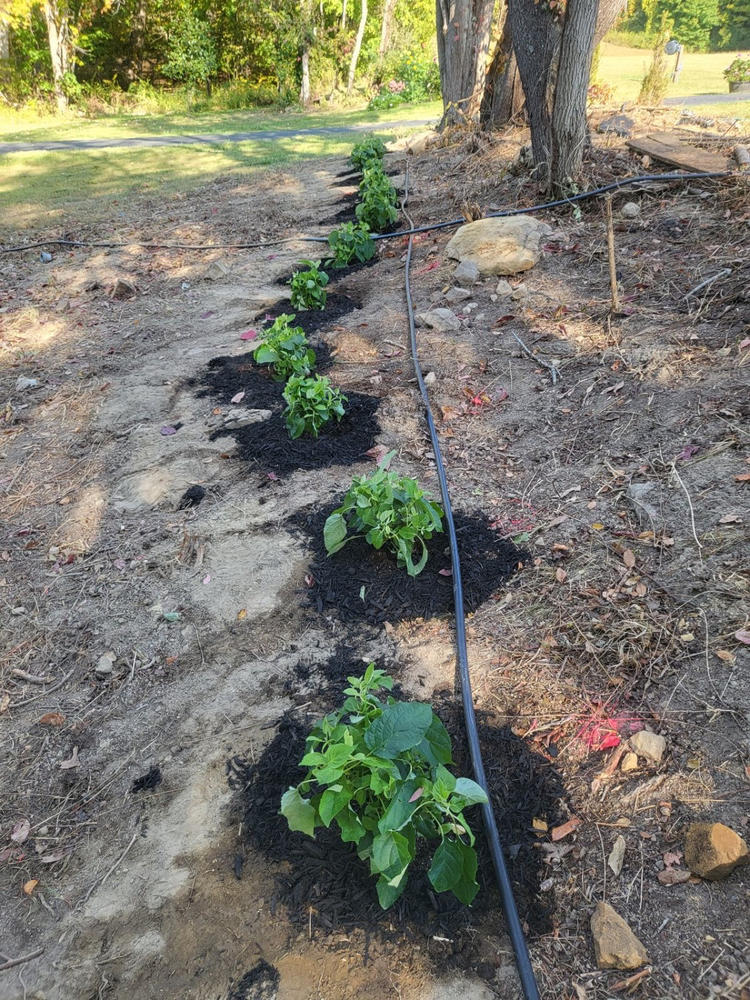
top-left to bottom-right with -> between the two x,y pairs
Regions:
591,901 -> 649,970
629,730 -> 666,764
684,823 -> 748,880
445,215 -> 553,277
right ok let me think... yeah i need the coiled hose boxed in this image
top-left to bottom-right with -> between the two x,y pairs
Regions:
400,164 -> 541,1000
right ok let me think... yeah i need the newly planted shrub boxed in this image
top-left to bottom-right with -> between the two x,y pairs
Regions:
290,260 -> 329,311
282,374 -> 347,439
280,665 -> 488,909
323,451 -> 443,576
355,165 -> 399,233
327,222 -> 376,268
350,135 -> 386,172
253,313 -> 315,381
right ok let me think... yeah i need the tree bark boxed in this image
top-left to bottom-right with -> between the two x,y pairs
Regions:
482,0 -> 623,130
300,0 -> 313,104
480,16 -> 523,128
436,0 -> 496,125
341,0 -> 348,29
550,0 -> 598,190
43,0 -> 71,112
346,0 -> 367,94
0,19 -> 9,62
378,0 -> 396,57
131,0 -> 147,80
507,0 -> 560,178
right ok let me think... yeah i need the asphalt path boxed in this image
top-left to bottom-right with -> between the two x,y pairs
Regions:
0,118 -> 434,155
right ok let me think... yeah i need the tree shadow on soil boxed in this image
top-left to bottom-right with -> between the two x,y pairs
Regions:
227,644 -> 568,979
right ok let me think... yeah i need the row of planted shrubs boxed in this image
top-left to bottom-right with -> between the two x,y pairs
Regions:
254,139 -> 485,912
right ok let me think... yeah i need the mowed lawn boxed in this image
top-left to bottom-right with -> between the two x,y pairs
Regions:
599,42 -> 741,99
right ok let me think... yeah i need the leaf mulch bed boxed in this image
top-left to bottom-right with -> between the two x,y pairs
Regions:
288,505 -> 527,624
228,646 -> 566,971
262,292 -> 363,337
227,960 -> 280,1000
193,355 -> 380,477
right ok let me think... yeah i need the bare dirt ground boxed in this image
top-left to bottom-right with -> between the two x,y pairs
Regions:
1,112 -> 748,1000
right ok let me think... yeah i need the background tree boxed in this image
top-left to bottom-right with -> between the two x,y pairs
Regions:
346,0 -> 367,92
161,10 -> 217,95
550,0 -> 598,187
435,0 -> 496,124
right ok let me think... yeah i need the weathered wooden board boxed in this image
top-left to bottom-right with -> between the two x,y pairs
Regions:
627,132 -> 730,173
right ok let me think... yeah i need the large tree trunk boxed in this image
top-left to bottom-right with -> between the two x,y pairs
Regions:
346,0 -> 367,94
480,16 -> 523,128
507,0 -> 560,179
482,0 -> 623,130
0,20 -> 10,62
131,0 -> 147,80
436,0 -> 496,125
341,0 -> 348,29
550,0 -> 598,190
378,0 -> 396,57
300,0 -> 313,104
43,0 -> 71,112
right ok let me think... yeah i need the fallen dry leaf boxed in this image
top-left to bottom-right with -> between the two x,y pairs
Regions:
0,693 -> 10,714
365,444 -> 388,463
623,548 -> 636,568
11,819 -> 30,844
663,850 -> 683,866
59,746 -> 79,770
555,567 -> 567,583
735,629 -> 750,645
38,712 -> 65,726
551,816 -> 581,841
718,512 -> 742,524
657,866 -> 690,885
23,879 -> 38,896
230,390 -> 245,404
236,608 -> 247,621
736,472 -> 750,483
39,850 -> 69,864
608,834 -> 626,876
715,649 -> 735,663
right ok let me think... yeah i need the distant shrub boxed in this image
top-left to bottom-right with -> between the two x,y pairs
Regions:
638,18 -> 672,105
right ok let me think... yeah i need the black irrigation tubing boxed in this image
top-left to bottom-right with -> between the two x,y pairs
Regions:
0,169 -> 736,256
400,166 -> 541,1000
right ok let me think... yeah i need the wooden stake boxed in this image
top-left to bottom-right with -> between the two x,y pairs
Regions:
605,194 -> 620,314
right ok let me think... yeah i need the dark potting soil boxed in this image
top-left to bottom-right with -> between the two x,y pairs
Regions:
288,504 -> 526,624
227,960 -> 279,1000
193,353 -> 380,477
228,647 -> 565,956
278,253 -> 379,290
262,292 -> 363,337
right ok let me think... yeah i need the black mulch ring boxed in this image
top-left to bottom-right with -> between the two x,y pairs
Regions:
131,764 -> 162,793
192,353 -> 381,477
261,293 -> 363,337
227,960 -> 279,1000
177,485 -> 206,510
288,505 -> 527,624
227,658 -> 565,961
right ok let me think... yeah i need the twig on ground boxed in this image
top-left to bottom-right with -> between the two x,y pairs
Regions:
512,333 -> 560,385
684,267 -> 731,300
0,948 -> 44,972
605,194 -> 620,313
79,829 -> 139,908
669,462 -> 703,560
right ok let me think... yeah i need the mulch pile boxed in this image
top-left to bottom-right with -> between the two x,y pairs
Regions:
289,505 -> 526,624
193,349 -> 380,477
228,645 -> 567,961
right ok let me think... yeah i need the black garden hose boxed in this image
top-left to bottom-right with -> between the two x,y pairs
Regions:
400,166 -> 542,1000
0,170 -> 736,255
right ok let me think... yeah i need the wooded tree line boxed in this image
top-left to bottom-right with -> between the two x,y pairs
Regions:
0,0 -> 436,110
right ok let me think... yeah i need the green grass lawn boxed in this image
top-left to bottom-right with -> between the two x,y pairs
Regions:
0,99 -> 442,145
0,119 -> 436,233
598,43 -> 744,103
